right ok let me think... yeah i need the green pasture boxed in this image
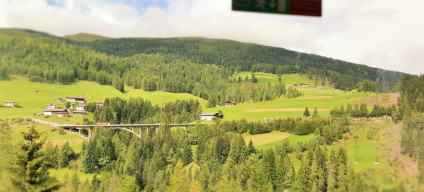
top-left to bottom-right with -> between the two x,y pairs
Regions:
0,73 -> 374,123
11,123 -> 85,153
205,72 -> 374,121
256,134 -> 315,150
204,90 -> 372,121
0,76 -> 207,119
50,168 -> 97,183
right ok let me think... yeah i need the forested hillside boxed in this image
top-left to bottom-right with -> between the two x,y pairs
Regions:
398,75 -> 424,165
0,29 -> 287,106
85,38 -> 405,92
0,28 -> 405,107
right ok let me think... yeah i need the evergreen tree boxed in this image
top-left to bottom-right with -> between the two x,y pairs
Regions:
91,174 -> 101,191
247,139 -> 256,154
71,173 -> 81,191
11,125 -> 60,191
313,107 -> 319,117
304,107 -> 310,117
167,160 -> 189,192
346,104 -> 353,115
292,160 -> 312,191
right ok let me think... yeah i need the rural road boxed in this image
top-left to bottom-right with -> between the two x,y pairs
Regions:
30,117 -> 60,127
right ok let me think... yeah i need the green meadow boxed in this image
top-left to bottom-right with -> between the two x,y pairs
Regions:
204,72 -> 374,121
10,123 -> 85,153
0,73 -> 374,123
50,168 -> 97,183
256,134 -> 315,150
0,76 -> 207,119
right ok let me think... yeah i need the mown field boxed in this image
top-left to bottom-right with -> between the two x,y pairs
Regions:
1,73 -> 375,122
0,76 -> 207,119
205,73 -> 374,121
10,122 -> 85,153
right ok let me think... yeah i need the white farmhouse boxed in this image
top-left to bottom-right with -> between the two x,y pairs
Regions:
200,113 -> 224,121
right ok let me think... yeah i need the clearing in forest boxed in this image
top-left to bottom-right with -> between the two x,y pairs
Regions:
243,131 -> 291,146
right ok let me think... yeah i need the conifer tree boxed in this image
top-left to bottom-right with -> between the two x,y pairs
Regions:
313,107 -> 319,117
247,139 -> 256,155
11,125 -> 60,191
304,107 -> 310,117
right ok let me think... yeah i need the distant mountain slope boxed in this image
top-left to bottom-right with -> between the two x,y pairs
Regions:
0,28 -> 288,106
84,38 -> 405,92
0,28 -> 406,97
64,33 -> 110,42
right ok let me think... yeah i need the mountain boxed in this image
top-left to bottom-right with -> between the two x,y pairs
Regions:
83,37 -> 405,92
64,33 -> 110,42
0,28 -> 406,105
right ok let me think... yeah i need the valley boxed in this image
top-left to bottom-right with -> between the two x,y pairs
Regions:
0,28 -> 421,192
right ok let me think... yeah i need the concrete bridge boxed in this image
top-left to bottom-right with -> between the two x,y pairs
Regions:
58,123 -> 202,139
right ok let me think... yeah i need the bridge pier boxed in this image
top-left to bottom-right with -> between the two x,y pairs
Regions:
88,128 -> 92,139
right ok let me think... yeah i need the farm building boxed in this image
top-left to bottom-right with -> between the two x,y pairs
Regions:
75,105 -> 85,111
299,83 -> 311,87
224,101 -> 236,106
46,104 -> 56,110
200,113 -> 224,121
4,101 -> 15,108
57,98 -> 65,102
43,108 -> 70,117
67,96 -> 86,103
95,101 -> 104,106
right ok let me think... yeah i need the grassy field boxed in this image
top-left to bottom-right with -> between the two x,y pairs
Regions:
50,168 -> 97,182
203,72 -> 374,121
11,122 -> 85,153
204,89 -> 372,121
256,134 -> 315,150
243,131 -> 291,146
0,73 -> 377,122
0,76 -> 207,119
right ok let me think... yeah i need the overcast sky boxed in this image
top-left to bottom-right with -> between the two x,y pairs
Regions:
0,0 -> 423,74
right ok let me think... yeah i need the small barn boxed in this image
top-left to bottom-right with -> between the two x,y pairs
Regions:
67,96 -> 86,103
43,108 -> 70,117
4,101 -> 15,108
299,83 -> 311,87
95,101 -> 104,106
46,104 -> 56,110
200,113 -> 224,121
75,105 -> 85,111
57,98 -> 65,102
224,101 -> 236,106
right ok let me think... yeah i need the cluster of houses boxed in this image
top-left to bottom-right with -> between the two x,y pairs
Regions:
41,96 -> 227,121
43,96 -> 104,117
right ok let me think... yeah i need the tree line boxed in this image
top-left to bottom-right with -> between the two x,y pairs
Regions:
93,97 -> 202,124
330,103 -> 397,118
398,75 -> 424,169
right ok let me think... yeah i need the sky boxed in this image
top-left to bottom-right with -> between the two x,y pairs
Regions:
0,0 -> 423,75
